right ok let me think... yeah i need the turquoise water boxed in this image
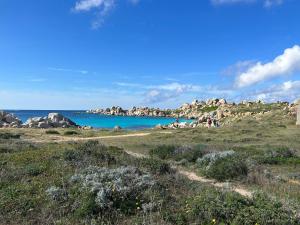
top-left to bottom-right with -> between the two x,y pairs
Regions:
6,110 -> 192,130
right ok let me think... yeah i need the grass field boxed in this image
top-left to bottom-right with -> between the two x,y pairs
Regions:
1,109 -> 300,224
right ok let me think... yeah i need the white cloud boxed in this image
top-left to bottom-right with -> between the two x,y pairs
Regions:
144,82 -> 202,103
211,0 -> 255,5
74,0 -> 114,12
48,67 -> 88,75
73,0 -> 140,28
264,0 -> 283,7
114,82 -> 143,88
29,78 -> 47,82
211,0 -> 284,7
250,80 -> 300,102
235,45 -> 300,88
114,81 -> 235,104
222,60 -> 256,76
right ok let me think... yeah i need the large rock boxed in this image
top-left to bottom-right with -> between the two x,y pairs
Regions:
113,125 -> 122,131
217,110 -> 224,120
23,113 -> 78,129
38,121 -> 50,129
0,111 -> 22,127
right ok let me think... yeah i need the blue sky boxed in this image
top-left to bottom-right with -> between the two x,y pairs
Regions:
1,0 -> 300,109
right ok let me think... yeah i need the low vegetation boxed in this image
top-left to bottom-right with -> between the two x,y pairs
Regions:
149,144 -> 207,162
198,153 -> 248,181
45,130 -> 60,135
64,130 -> 79,135
1,107 -> 300,224
0,132 -> 21,139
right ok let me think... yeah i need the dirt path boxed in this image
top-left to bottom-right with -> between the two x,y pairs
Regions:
27,132 -> 153,143
124,150 -> 253,198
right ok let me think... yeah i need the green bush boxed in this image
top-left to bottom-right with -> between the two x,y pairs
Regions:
232,193 -> 299,225
174,144 -> 206,162
258,147 -> 298,165
188,189 -> 249,224
136,158 -> 173,175
149,145 -> 176,160
203,155 -> 248,181
184,190 -> 299,225
64,130 -> 79,135
45,130 -> 60,135
64,141 -> 118,166
200,106 -> 218,113
149,144 -> 206,162
63,149 -> 82,161
25,164 -> 45,176
0,132 -> 21,139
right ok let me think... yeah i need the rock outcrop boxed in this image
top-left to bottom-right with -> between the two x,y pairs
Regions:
23,113 -> 78,128
87,106 -> 168,117
0,111 -> 22,128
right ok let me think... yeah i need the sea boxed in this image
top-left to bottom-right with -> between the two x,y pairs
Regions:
6,110 -> 193,130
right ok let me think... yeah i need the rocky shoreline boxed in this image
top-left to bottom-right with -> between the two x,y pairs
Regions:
1,98 -> 298,129
87,98 -> 298,129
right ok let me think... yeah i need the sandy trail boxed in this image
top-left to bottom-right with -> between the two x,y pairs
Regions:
27,132 -> 153,143
124,150 -> 253,198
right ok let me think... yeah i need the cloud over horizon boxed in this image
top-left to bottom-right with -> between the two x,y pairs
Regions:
235,45 -> 300,88
250,80 -> 300,102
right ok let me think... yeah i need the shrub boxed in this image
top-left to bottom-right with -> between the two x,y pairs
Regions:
232,193 -> 299,225
63,149 -> 82,161
258,147 -> 298,165
204,155 -> 248,181
46,186 -> 68,202
197,150 -> 235,169
64,130 -> 79,135
200,106 -> 218,113
149,145 -> 176,160
136,158 -> 173,175
25,164 -> 45,176
174,144 -> 207,162
197,151 -> 248,181
0,132 -> 21,139
188,189 -> 250,224
45,130 -> 60,135
70,166 -> 155,214
150,144 -> 207,163
81,141 -> 117,163
185,190 -> 299,225
266,147 -> 295,158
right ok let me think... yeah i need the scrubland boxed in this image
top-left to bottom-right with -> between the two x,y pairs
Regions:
1,108 -> 300,224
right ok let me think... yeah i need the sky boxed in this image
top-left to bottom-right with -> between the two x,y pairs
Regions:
1,0 -> 300,110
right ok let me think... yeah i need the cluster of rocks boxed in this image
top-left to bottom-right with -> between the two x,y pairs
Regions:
87,106 -> 169,117
87,99 -> 229,119
0,112 -> 78,129
23,113 -> 78,128
87,98 -> 295,130
0,111 -> 22,128
155,99 -> 299,129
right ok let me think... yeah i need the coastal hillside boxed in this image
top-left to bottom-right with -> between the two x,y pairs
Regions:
87,99 -> 298,128
1,101 -> 300,224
